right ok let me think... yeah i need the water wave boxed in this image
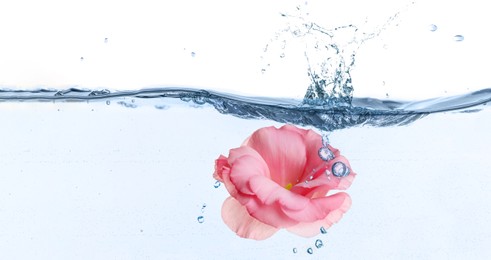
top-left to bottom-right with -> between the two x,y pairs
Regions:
0,87 -> 489,131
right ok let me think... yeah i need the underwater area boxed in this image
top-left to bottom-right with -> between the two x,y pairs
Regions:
1,0 -> 491,259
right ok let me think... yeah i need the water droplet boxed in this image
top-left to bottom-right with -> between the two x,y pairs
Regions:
293,248 -> 298,254
318,147 -> 335,161
315,239 -> 324,249
453,35 -> 464,42
106,100 -> 110,105
320,226 -> 327,234
191,51 -> 196,57
214,180 -> 221,188
279,53 -> 285,58
307,247 -> 313,254
104,37 -> 108,43
428,24 -> 437,32
80,57 -> 84,61
201,203 -> 207,213
197,216 -> 204,223
332,161 -> 350,177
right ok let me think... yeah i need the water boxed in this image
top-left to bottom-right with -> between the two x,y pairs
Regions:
1,86 -> 490,260
1,1 -> 491,259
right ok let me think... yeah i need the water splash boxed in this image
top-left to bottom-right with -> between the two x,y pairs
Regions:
263,3 -> 410,108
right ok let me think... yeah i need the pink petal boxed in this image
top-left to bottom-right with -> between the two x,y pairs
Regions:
243,175 -> 302,228
286,193 -> 352,237
228,147 -> 270,195
291,155 -> 356,199
221,197 -> 279,240
298,132 -> 332,183
214,153 -> 252,206
243,126 -> 307,187
281,192 -> 350,222
213,155 -> 228,182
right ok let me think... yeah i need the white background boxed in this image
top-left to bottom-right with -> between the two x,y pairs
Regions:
0,0 -> 489,99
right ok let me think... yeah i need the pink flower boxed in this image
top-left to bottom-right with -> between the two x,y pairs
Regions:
213,125 -> 356,240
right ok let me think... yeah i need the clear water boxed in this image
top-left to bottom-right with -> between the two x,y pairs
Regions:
1,1 -> 491,259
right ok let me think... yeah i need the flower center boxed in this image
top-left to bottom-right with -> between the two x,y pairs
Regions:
285,183 -> 293,190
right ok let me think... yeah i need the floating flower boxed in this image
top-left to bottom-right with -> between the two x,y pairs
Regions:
213,125 -> 356,240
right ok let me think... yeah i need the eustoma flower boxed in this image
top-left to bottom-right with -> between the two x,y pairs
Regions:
213,125 -> 356,240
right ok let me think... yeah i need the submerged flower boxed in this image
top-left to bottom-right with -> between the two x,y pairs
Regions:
213,125 -> 356,240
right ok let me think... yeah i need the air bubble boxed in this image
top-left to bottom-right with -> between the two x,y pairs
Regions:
332,161 -> 350,177
197,216 -> 204,223
214,180 -> 221,188
307,248 -> 313,254
320,226 -> 327,234
453,35 -> 464,42
428,24 -> 437,32
315,239 -> 324,249
321,134 -> 330,147
318,147 -> 335,161
106,100 -> 110,105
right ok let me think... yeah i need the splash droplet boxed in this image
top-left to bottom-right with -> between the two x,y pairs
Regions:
197,216 -> 204,223
315,239 -> 324,249
214,181 -> 221,188
307,247 -> 313,254
191,51 -> 196,57
320,226 -> 327,234
293,248 -> 298,254
104,37 -> 108,43
453,35 -> 464,42
428,24 -> 437,32
106,100 -> 110,105
201,203 -> 207,213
